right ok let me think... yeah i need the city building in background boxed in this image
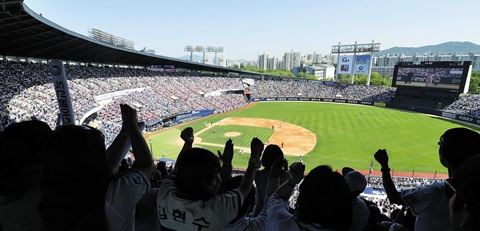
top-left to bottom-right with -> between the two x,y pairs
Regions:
258,52 -> 268,70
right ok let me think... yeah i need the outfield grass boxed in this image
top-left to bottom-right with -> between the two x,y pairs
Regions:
147,102 -> 480,174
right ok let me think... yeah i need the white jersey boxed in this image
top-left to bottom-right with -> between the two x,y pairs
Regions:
401,182 -> 453,231
156,178 -> 243,231
104,170 -> 151,231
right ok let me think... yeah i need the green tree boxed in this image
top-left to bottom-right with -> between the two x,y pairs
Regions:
383,75 -> 392,87
242,65 -> 262,72
369,72 -> 384,86
354,74 -> 367,85
338,74 -> 350,83
240,65 -> 295,77
298,72 -> 317,80
468,72 -> 480,94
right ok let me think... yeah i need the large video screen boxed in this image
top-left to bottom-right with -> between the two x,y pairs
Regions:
392,62 -> 471,93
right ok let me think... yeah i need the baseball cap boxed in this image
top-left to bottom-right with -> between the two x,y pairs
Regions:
344,170 -> 367,192
341,167 -> 355,176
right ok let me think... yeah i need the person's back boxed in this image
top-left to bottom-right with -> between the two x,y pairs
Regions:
41,104 -> 153,231
401,181 -> 451,230
156,133 -> 263,231
156,148 -> 242,230
0,120 -> 52,231
267,164 -> 352,231
40,125 -> 112,230
252,144 -> 289,217
343,169 -> 369,231
448,155 -> 480,231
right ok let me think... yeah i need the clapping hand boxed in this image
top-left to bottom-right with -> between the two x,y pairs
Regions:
289,162 -> 305,185
120,104 -> 139,133
218,139 -> 233,165
270,157 -> 288,178
250,137 -> 264,160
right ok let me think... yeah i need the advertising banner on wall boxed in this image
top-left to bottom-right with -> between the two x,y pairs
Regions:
354,54 -> 371,74
337,55 -> 353,74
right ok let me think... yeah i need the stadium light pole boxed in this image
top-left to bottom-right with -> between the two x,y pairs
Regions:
215,47 -> 224,65
195,46 -> 206,64
207,46 -> 224,65
207,46 -> 214,64
184,45 -> 193,62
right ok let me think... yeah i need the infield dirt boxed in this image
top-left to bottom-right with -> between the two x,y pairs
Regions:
183,117 -> 316,157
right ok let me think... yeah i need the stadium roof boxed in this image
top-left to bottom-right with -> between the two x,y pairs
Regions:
0,0 -> 260,75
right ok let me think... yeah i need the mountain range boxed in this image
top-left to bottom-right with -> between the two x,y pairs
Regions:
378,41 -> 480,55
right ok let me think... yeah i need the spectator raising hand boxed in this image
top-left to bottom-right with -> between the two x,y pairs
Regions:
374,149 -> 389,171
218,139 -> 234,181
218,138 -> 234,165
373,128 -> 480,231
270,157 -> 288,178
180,127 -> 194,144
237,138 -> 264,197
249,137 -> 264,164
288,162 -> 306,187
156,136 -> 263,230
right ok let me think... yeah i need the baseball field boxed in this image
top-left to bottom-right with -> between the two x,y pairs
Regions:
145,101 -> 480,177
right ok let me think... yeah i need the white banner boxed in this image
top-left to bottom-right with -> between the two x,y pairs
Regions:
337,55 -> 353,74
49,60 -> 75,125
354,54 -> 371,74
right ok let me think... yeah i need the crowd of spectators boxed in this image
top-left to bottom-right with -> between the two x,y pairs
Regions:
0,60 -> 247,144
442,94 -> 480,119
248,78 -> 397,102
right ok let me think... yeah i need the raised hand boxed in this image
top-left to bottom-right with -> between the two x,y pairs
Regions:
180,127 -> 194,144
218,139 -> 233,165
374,149 -> 389,167
270,157 -> 288,178
250,137 -> 264,160
289,162 -> 305,185
120,104 -> 139,133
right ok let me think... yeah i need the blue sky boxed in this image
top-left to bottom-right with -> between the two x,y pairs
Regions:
24,0 -> 480,61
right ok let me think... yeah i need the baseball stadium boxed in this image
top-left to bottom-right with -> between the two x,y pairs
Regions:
2,1 -> 480,230
1,1 -> 478,176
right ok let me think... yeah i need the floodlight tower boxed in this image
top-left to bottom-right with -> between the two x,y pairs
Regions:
195,46 -> 206,63
184,45 -> 193,61
207,46 -> 215,64
215,47 -> 224,65
207,46 -> 224,65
